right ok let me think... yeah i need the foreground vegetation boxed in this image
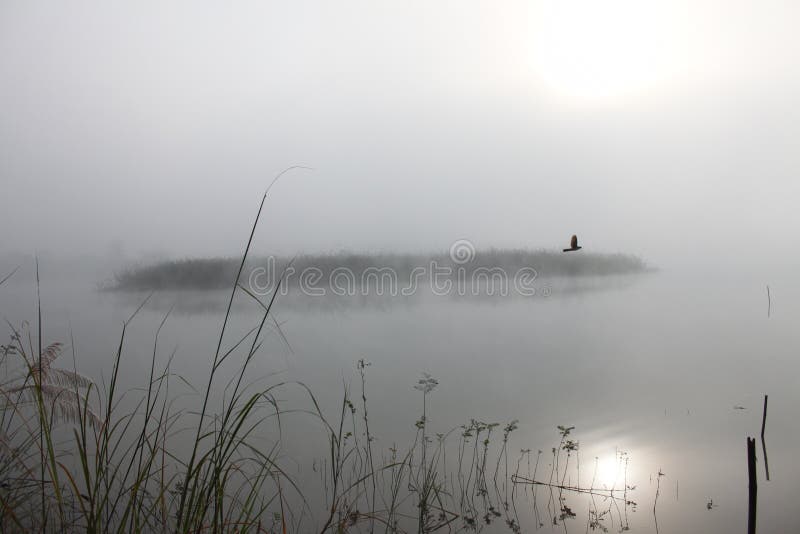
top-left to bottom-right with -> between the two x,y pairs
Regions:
0,313 -> 632,532
0,190 -> 637,532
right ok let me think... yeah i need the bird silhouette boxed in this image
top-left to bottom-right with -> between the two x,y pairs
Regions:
563,234 -> 582,252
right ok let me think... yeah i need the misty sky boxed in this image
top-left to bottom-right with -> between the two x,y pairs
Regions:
2,1 -> 799,271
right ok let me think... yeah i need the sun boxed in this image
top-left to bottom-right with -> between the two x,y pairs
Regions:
528,1 -> 681,101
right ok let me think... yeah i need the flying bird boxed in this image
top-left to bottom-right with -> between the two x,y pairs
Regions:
563,235 -> 582,252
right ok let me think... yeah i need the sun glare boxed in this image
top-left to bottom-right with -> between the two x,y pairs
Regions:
530,1 -> 681,101
592,454 -> 624,489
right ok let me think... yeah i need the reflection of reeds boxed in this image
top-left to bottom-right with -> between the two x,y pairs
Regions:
653,468 -> 665,533
511,431 -> 635,532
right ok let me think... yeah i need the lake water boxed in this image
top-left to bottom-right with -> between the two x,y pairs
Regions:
1,260 -> 797,533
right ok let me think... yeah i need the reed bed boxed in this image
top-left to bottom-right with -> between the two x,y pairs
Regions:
110,251 -> 649,292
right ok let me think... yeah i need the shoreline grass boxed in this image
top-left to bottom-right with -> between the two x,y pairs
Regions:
0,285 -> 634,532
0,187 -> 639,532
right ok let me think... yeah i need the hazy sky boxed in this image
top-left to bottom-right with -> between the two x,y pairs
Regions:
2,1 -> 799,270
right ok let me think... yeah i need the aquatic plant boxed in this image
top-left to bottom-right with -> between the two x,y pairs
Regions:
0,194 -> 639,532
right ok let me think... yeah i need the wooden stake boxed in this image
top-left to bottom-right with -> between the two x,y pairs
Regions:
747,437 -> 757,534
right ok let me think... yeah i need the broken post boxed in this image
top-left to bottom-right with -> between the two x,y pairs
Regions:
747,437 -> 757,534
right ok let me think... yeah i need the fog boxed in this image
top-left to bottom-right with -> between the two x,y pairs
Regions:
2,3 -> 800,532
2,1 -> 800,274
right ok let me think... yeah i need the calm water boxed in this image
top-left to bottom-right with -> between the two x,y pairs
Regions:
1,261 -> 798,533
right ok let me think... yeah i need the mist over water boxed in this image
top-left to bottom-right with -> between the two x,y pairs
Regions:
1,254 -> 797,532
3,1 -> 800,531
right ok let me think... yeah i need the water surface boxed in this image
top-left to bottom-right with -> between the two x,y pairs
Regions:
1,262 -> 796,532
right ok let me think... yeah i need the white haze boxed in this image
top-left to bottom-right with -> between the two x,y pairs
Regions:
3,5 -> 800,531
1,0 -> 799,276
